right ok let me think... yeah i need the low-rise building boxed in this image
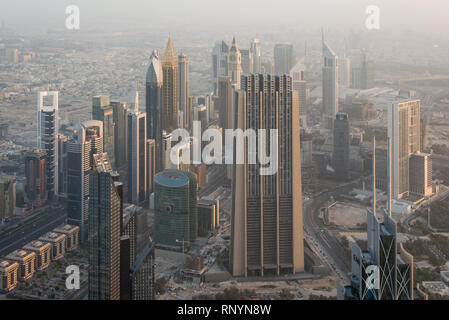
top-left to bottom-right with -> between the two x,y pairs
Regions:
23,240 -> 52,270
0,260 -> 19,292
39,232 -> 67,260
53,224 -> 80,252
6,249 -> 36,281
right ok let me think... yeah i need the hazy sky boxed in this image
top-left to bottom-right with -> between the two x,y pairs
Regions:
2,0 -> 449,35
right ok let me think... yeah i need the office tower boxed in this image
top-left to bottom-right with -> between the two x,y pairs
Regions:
217,76 -> 232,130
231,74 -> 304,277
131,241 -> 155,300
88,153 -> 121,300
37,91 -> 58,200
162,36 -> 179,133
409,152 -> 433,197
128,92 -> 147,204
227,37 -> 242,89
274,44 -> 295,74
240,49 -> 253,74
333,113 -> 350,180
0,176 -> 15,221
111,101 -> 128,168
162,131 -> 172,170
25,149 -> 47,208
120,235 -> 131,300
351,52 -> 374,89
212,40 -> 229,94
197,199 -> 219,237
147,139 -> 156,196
322,34 -> 339,127
338,138 -> 414,300
92,95 -> 115,169
250,39 -> 261,73
67,120 -> 103,240
57,134 -> 69,195
154,169 -> 198,251
178,52 -> 189,129
122,205 -> 137,265
292,70 -> 308,128
145,50 -> 163,173
388,99 -> 421,199
340,56 -> 351,88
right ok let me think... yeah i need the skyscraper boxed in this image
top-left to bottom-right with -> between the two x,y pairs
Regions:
212,40 -> 229,94
240,49 -> 253,74
128,91 -> 147,205
388,99 -> 421,199
0,176 -> 15,222
37,91 -> 58,200
178,52 -> 189,129
292,70 -> 308,128
92,95 -> 115,169
57,134 -> 69,195
88,153 -> 121,300
145,50 -> 163,173
162,36 -> 178,133
351,52 -> 374,89
333,113 -> 350,180
250,39 -> 261,74
274,44 -> 295,74
217,76 -> 232,130
25,149 -> 47,208
67,120 -> 103,240
154,169 -> 198,251
231,74 -> 304,277
131,241 -> 155,300
322,33 -> 339,127
111,101 -> 128,168
227,37 -> 242,90
409,152 -> 433,197
147,139 -> 156,196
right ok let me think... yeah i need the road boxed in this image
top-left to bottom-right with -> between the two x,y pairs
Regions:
303,179 -> 362,282
0,210 -> 67,257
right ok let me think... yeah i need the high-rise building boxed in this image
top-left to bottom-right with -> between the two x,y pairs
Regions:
240,49 -> 253,74
274,44 -> 295,74
197,199 -> 219,237
111,101 -> 128,168
388,99 -> 421,199
212,41 -> 229,95
231,74 -> 304,277
37,91 -> 58,200
292,70 -> 308,128
338,138 -> 414,300
409,152 -> 433,197
131,241 -> 155,300
92,95 -> 115,169
154,169 -> 198,251
57,134 -> 69,195
162,36 -> 178,133
67,120 -> 103,240
147,139 -> 156,196
340,56 -> 351,88
128,92 -> 147,205
250,39 -> 261,74
0,176 -> 15,221
217,76 -> 232,130
351,52 -> 374,89
322,34 -> 339,127
88,153 -> 121,300
25,149 -> 47,208
333,113 -> 350,180
227,37 -> 242,90
178,52 -> 189,129
145,50 -> 163,173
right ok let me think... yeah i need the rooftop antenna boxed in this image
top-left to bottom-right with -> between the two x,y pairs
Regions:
372,136 -> 376,217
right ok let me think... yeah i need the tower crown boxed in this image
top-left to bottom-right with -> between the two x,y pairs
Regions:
162,36 -> 178,66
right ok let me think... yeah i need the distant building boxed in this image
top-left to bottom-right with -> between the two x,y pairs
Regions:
57,134 -> 69,195
197,199 -> 219,237
250,39 -> 262,74
25,149 -> 47,208
228,37 -> 242,89
92,95 -> 115,169
333,113 -> 350,180
0,176 -> 15,221
162,36 -> 179,133
111,101 -> 128,168
351,53 -> 374,89
147,139 -> 156,196
190,163 -> 206,189
274,43 -> 295,74
409,152 -> 433,197
178,52 -> 189,129
322,34 -> 339,128
240,49 -> 253,74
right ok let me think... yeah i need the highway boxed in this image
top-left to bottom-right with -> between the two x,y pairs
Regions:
303,179 -> 362,283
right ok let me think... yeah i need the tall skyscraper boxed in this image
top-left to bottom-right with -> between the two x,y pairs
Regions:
67,120 -> 103,240
339,55 -> 351,88
333,113 -> 350,180
128,91 -> 147,205
338,138 -> 414,300
217,76 -> 232,130
0,176 -> 15,222
388,99 -> 421,199
274,44 -> 295,74
240,49 -> 253,74
250,38 -> 261,73
37,91 -> 58,200
322,33 -> 339,127
162,36 -> 178,133
231,74 -> 304,277
57,134 -> 69,195
351,52 -> 374,89
147,139 -> 156,196
409,152 -> 433,197
212,40 -> 229,94
154,169 -> 198,251
92,95 -> 115,169
145,50 -> 163,173
178,52 -> 189,129
25,149 -> 47,208
131,241 -> 155,300
111,101 -> 128,168
292,70 -> 308,128
227,37 -> 242,90
88,153 -> 121,300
